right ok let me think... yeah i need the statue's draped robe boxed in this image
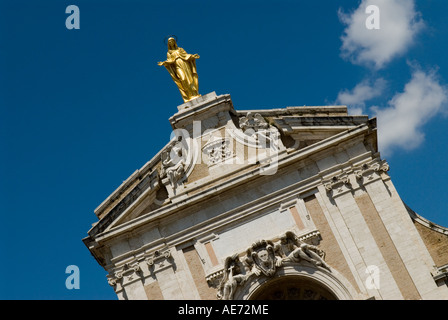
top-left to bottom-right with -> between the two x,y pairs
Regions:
161,47 -> 200,102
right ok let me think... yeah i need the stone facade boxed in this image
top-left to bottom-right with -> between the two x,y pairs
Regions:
83,92 -> 448,300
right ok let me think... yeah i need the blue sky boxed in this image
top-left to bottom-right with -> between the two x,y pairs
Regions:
0,0 -> 447,299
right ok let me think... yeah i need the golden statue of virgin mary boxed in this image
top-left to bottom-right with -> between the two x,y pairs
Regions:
158,37 -> 201,103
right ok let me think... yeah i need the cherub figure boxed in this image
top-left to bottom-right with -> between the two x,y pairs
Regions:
277,231 -> 330,271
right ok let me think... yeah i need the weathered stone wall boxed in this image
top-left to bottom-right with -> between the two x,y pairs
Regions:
414,222 -> 448,267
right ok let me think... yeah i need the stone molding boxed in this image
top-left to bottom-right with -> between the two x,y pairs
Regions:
407,204 -> 448,236
89,169 -> 159,235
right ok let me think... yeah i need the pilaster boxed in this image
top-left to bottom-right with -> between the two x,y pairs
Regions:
356,161 -> 448,299
318,175 -> 402,299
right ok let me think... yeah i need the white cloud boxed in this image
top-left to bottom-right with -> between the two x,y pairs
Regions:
337,78 -> 386,115
372,69 -> 448,155
339,0 -> 424,69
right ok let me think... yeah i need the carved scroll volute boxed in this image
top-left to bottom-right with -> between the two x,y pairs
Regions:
323,173 -> 351,193
107,260 -> 142,291
145,249 -> 173,274
354,160 -> 390,183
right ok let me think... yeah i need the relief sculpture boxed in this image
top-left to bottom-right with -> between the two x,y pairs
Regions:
217,254 -> 251,300
160,136 -> 187,189
216,230 -> 330,300
275,231 -> 330,271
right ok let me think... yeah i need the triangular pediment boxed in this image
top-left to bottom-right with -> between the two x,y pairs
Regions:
86,93 -> 376,237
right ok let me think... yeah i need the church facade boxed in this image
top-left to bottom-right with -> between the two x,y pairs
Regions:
83,92 -> 448,300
